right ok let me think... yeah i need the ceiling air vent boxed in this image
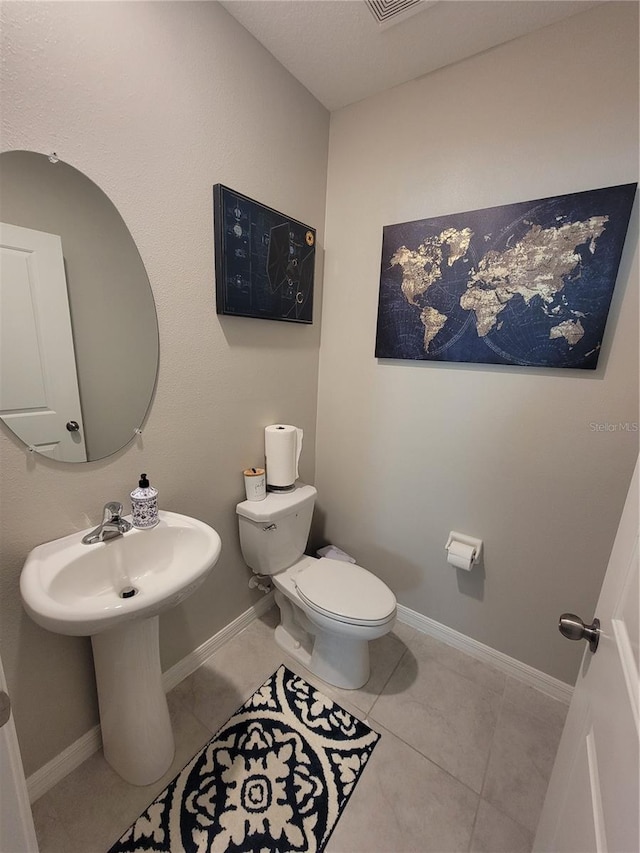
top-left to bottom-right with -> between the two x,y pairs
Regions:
365,0 -> 437,30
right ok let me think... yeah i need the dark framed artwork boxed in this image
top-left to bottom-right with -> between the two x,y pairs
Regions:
213,184 -> 315,323
375,183 -> 637,369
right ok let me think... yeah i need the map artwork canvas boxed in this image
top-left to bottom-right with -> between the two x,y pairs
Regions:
214,184 -> 315,323
375,184 -> 636,369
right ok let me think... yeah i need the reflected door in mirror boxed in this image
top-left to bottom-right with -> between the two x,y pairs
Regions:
0,222 -> 87,461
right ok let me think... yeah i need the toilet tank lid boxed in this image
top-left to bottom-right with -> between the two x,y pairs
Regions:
236,482 -> 317,522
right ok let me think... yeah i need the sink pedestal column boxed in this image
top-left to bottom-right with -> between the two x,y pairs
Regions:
91,615 -> 174,786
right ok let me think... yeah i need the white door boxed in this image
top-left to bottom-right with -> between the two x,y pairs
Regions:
534,458 -> 639,852
0,222 -> 87,461
0,654 -> 39,852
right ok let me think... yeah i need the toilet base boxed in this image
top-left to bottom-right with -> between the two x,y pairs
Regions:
273,589 -> 371,690
310,628 -> 370,689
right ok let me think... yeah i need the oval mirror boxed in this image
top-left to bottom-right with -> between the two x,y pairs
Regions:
0,151 -> 158,462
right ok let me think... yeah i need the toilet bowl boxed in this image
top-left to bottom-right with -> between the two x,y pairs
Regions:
236,483 -> 396,689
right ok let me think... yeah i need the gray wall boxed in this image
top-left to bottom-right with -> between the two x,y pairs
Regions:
316,1 -> 639,685
0,0 -> 329,776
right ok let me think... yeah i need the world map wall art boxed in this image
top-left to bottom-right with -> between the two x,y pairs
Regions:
375,184 -> 637,369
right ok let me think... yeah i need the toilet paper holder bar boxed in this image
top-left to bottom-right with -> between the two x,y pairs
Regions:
445,531 -> 483,564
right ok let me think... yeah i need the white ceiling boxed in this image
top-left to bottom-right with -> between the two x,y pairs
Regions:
221,0 -> 604,111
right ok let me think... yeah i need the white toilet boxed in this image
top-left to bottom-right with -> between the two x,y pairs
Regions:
236,482 -> 397,690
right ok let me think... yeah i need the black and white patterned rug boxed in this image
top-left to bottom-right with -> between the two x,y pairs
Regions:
108,664 -> 380,853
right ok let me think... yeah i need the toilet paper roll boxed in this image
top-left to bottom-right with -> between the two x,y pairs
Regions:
447,540 -> 476,571
265,424 -> 303,490
243,468 -> 266,501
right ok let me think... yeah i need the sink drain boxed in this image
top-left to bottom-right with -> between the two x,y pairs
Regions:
119,586 -> 138,599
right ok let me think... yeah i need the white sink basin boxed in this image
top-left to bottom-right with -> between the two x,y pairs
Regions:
20,510 -> 222,786
20,511 -> 222,637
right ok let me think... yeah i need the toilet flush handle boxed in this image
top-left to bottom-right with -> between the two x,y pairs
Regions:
262,524 -> 277,532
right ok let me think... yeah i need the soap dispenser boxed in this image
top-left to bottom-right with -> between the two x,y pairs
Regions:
131,473 -> 159,529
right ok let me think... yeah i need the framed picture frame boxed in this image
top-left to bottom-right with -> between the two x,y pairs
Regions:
213,184 -> 315,323
375,183 -> 636,369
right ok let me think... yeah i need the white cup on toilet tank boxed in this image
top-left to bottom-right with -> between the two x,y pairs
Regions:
243,468 -> 266,501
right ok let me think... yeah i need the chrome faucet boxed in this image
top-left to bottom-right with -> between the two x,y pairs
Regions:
82,502 -> 132,545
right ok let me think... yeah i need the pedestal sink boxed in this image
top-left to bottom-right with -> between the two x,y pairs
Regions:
20,511 -> 222,786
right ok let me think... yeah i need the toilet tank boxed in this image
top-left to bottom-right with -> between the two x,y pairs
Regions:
236,483 -> 317,574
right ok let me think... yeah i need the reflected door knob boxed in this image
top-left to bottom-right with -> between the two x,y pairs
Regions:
0,691 -> 10,728
559,613 -> 600,653
66,420 -> 80,432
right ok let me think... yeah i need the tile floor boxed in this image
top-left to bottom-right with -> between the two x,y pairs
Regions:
31,607 -> 568,853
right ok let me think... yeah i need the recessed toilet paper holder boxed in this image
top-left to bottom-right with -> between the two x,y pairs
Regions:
445,531 -> 483,570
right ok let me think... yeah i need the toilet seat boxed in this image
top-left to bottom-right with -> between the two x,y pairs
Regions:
294,558 -> 396,626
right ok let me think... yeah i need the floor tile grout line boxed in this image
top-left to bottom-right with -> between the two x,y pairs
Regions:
478,679 -> 507,801
367,642 -> 508,791
365,712 -> 486,805
413,644 -> 508,699
463,680 -> 507,852
394,627 -> 510,705
478,686 -> 556,842
367,644 -> 411,718
168,670 -> 279,753
501,688 -> 569,730
466,795 -> 483,852
368,653 -> 546,848
169,684 -> 219,738
397,624 -> 565,722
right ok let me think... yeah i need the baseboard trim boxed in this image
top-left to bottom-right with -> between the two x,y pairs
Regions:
162,592 -> 275,693
26,592 -> 275,803
396,604 -> 573,705
27,724 -> 102,804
